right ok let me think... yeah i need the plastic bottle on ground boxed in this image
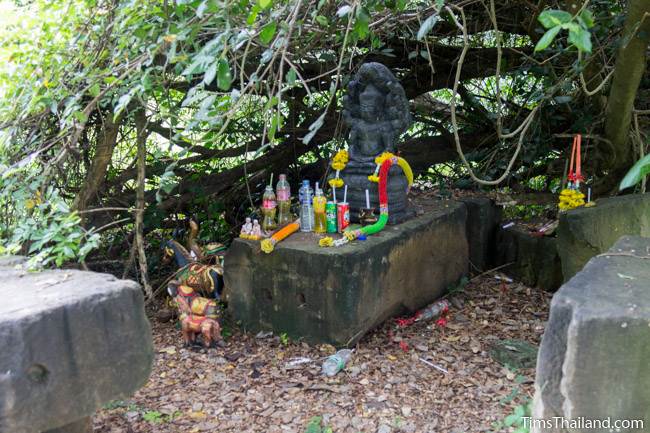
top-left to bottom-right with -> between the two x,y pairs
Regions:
321,349 -> 353,376
415,299 -> 450,322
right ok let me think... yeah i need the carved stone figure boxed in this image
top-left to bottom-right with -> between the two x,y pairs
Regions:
337,63 -> 413,223
343,63 -> 411,161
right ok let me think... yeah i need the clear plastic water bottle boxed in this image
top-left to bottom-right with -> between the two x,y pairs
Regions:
299,180 -> 314,232
322,349 -> 353,376
276,174 -> 291,226
415,299 -> 450,322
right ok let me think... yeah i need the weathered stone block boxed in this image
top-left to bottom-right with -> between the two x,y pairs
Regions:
225,200 -> 468,345
0,262 -> 153,433
533,236 -> 650,432
557,194 -> 650,281
494,226 -> 563,291
457,197 -> 500,272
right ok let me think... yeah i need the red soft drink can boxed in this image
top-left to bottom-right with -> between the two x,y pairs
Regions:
337,202 -> 350,233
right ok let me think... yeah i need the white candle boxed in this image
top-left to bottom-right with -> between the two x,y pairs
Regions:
333,186 -> 337,203
343,185 -> 348,203
365,189 -> 370,208
587,187 -> 591,202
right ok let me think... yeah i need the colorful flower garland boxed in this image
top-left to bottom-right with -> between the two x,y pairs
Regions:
321,154 -> 413,247
368,152 -> 413,189
328,150 -> 348,188
558,134 -> 586,211
260,220 -> 301,253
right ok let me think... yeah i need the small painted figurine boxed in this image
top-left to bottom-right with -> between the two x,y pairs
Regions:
180,314 -> 222,348
161,240 -> 224,299
240,217 -> 253,239
168,281 -> 220,320
250,219 -> 263,240
187,219 -> 226,265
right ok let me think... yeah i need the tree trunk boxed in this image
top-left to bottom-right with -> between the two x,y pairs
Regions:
73,113 -> 120,212
134,110 -> 153,298
603,0 -> 650,185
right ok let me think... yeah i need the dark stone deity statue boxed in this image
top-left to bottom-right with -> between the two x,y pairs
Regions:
337,62 -> 413,223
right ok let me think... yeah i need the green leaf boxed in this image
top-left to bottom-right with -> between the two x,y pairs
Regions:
247,5 -> 260,25
302,111 -> 326,144
579,9 -> 595,28
538,9 -> 572,29
417,14 -> 439,40
89,83 -> 100,97
73,110 -> 88,123
568,26 -> 592,53
315,15 -> 328,26
217,59 -> 232,91
286,68 -> 297,85
204,62 -> 217,85
305,417 -> 322,433
534,26 -> 561,52
435,0 -> 444,11
619,154 -> 650,190
259,0 -> 272,9
259,22 -> 277,45
196,1 -> 208,18
354,8 -> 370,40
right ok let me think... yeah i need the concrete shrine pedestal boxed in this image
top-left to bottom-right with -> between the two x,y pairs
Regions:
225,200 -> 469,346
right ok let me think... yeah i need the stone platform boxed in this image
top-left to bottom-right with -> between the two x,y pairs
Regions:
557,193 -> 650,281
0,257 -> 153,433
225,200 -> 468,346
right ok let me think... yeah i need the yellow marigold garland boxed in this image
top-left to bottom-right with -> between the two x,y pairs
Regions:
319,237 -> 334,247
329,150 -> 349,188
558,188 -> 585,211
328,178 -> 344,188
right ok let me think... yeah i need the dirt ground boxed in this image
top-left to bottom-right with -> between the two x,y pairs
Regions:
94,275 -> 550,433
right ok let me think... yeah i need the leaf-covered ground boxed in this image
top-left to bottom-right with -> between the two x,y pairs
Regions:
94,276 -> 550,433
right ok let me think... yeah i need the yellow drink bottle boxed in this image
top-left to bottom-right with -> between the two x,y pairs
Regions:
313,187 -> 327,233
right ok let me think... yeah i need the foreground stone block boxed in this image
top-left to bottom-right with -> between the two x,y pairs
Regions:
0,260 -> 153,433
557,194 -> 650,280
225,200 -> 468,345
533,236 -> 650,432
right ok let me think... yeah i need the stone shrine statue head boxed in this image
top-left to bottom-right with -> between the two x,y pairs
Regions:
342,63 -> 411,161
359,83 -> 384,122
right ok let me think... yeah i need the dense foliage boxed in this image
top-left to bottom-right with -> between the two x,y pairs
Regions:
0,0 -> 648,275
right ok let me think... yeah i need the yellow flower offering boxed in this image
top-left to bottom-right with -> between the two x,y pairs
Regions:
328,178 -> 344,188
333,149 -> 349,164
374,152 -> 395,165
368,174 -> 379,183
558,188 -> 585,211
319,237 -> 334,247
